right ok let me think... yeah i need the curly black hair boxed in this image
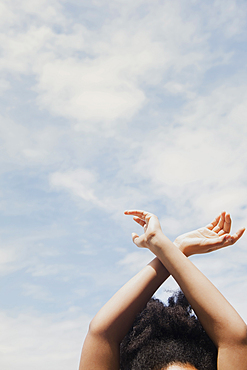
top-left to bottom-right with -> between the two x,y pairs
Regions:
120,291 -> 217,370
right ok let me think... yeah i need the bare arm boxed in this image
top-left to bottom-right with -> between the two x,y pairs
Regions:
79,257 -> 170,370
79,212 -> 244,369
125,210 -> 247,370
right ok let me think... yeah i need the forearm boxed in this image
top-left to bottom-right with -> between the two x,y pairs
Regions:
89,257 -> 170,343
150,233 -> 247,348
80,257 -> 170,369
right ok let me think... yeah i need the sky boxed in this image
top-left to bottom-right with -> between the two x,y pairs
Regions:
0,0 -> 247,368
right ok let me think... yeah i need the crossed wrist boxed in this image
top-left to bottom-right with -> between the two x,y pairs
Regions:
147,232 -> 173,252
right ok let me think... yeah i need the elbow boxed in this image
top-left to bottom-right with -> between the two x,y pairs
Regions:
89,315 -> 121,344
88,316 -> 110,338
88,317 -> 102,336
222,322 -> 247,348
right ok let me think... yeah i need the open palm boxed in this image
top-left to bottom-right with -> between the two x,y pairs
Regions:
174,212 -> 245,257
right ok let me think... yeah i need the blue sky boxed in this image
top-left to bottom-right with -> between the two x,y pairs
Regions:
1,0 -> 247,368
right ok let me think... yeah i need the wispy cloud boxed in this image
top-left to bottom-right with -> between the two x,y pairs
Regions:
50,169 -> 99,204
0,308 -> 90,370
0,1 -> 247,368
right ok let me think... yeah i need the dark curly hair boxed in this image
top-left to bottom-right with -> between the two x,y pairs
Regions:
120,291 -> 217,370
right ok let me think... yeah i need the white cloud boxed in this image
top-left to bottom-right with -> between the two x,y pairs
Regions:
36,57 -> 146,127
0,0 -> 64,27
1,0 -> 241,133
50,168 -> 99,204
49,167 -> 148,218
134,124 -> 245,190
33,10 -> 220,128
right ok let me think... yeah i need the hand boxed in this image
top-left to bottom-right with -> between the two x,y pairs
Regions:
124,210 -> 164,248
174,211 -> 245,257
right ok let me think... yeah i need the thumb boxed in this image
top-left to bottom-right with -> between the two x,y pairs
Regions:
131,233 -> 139,246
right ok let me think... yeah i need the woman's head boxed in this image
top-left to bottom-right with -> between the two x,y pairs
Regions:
120,291 -> 217,370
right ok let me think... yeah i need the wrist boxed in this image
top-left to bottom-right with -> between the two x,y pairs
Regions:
178,244 -> 191,257
148,232 -> 174,254
174,237 -> 191,257
147,230 -> 166,250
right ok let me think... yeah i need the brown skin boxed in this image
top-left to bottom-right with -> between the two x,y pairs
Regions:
126,210 -> 247,370
79,211 -> 245,370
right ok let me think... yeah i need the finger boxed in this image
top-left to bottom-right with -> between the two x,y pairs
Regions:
206,214 -> 221,230
124,210 -> 149,221
131,232 -> 139,245
227,227 -> 245,245
218,229 -> 225,236
125,210 -> 147,215
212,211 -> 225,233
223,213 -> 231,234
212,211 -> 226,233
212,228 -> 245,249
202,227 -> 245,253
131,232 -> 146,248
217,213 -> 232,236
133,217 -> 146,227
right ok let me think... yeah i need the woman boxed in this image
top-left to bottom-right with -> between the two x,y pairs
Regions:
79,211 -> 246,369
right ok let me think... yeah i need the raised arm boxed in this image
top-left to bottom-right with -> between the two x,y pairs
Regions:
125,210 -> 247,370
79,257 -> 170,370
79,212 -> 244,370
